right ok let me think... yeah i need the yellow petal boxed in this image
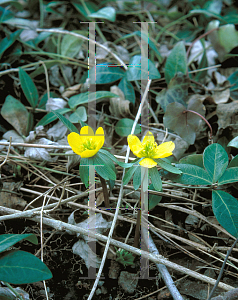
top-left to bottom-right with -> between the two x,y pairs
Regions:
67,132 -> 84,156
128,135 -> 144,157
95,127 -> 105,149
142,131 -> 154,144
80,149 -> 99,158
80,126 -> 94,136
153,141 -> 175,158
139,158 -> 157,168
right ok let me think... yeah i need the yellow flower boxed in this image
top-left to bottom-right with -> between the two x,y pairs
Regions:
67,126 -> 104,158
128,131 -> 175,168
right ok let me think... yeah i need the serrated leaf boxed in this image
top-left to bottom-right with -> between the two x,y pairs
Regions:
149,167 -> 162,191
164,41 -> 187,84
1,95 -> 29,136
52,111 -> 79,134
179,154 -> 204,168
0,250 -> 52,284
156,158 -> 182,174
218,167 -> 238,185
61,31 -> 83,58
203,143 -> 228,183
89,7 -> 116,22
163,96 -> 205,144
89,64 -> 125,84
161,164 -> 212,185
126,55 -> 160,81
212,190 -> 238,237
68,91 -> 117,109
36,108 -> 71,127
19,68 -> 38,109
118,77 -> 135,104
156,73 -> 189,112
115,118 -> 140,137
0,234 -> 38,253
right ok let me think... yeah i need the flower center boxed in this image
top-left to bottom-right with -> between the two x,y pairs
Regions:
139,141 -> 157,157
81,138 -> 97,151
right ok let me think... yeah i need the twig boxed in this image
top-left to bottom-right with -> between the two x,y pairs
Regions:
0,205 -> 235,292
0,136 -> 12,168
207,237 -> 238,300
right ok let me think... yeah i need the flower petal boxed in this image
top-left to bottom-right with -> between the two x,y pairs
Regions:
153,141 -> 175,158
139,158 -> 157,168
67,132 -> 84,156
80,126 -> 94,136
128,135 -> 144,157
80,149 -> 99,158
95,127 -> 105,149
142,131 -> 154,144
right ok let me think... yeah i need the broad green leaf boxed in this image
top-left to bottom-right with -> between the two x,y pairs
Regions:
1,95 -> 29,136
72,1 -> 97,19
156,73 -> 189,112
163,96 -> 205,144
123,166 -> 138,185
89,7 -> 116,22
212,190 -> 238,237
0,29 -> 21,59
36,108 -> 71,127
227,71 -> 238,91
60,31 -> 84,58
156,158 -> 182,174
228,155 -> 238,168
68,91 -> 117,109
161,164 -> 212,185
52,111 -> 79,134
89,64 -> 125,84
203,143 -> 228,183
94,152 -> 117,180
19,68 -> 38,109
0,250 -> 52,284
99,149 -> 136,168
68,106 -> 87,123
126,55 -> 160,81
0,234 -> 37,253
133,166 -> 141,190
3,17 -> 35,29
179,154 -> 204,168
115,118 -> 140,137
164,41 -> 187,84
148,184 -> 162,210
0,6 -> 14,23
118,77 -> 135,104
79,158 -> 90,187
149,167 -> 162,191
218,167 -> 238,185
228,136 -> 238,148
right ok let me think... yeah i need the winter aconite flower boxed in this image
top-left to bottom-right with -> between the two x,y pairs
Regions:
67,126 -> 104,158
128,131 -> 175,168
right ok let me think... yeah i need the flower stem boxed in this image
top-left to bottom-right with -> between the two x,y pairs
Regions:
133,208 -> 141,249
184,109 -> 213,143
98,175 -> 110,208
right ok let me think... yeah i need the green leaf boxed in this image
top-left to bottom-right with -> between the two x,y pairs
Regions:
0,234 -> 38,253
98,149 -> 136,168
72,1 -> 97,19
68,91 -> 117,109
52,111 -> 79,134
37,92 -> 57,110
203,143 -> 228,183
68,106 -> 87,123
19,68 -> 39,109
0,250 -> 52,284
179,154 -> 204,168
161,164 -> 212,185
227,71 -> 238,91
0,29 -> 21,60
156,73 -> 189,112
123,166 -> 138,185
79,158 -> 90,188
133,166 -> 141,190
115,118 -> 140,137
126,55 -> 161,81
164,41 -> 187,84
94,152 -> 117,180
36,108 -> 71,127
0,6 -> 14,23
148,184 -> 162,210
61,31 -> 83,58
218,167 -> 238,185
118,77 -> 135,104
212,190 -> 238,238
228,155 -> 238,168
163,96 -> 205,144
228,136 -> 238,148
89,7 -> 116,22
149,167 -> 162,191
89,64 -> 125,84
156,158 -> 182,174
1,95 -> 29,136
195,42 -> 208,81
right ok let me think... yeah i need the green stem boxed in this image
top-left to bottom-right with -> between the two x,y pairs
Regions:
3,282 -> 24,300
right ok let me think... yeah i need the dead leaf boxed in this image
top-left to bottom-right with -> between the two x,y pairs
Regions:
216,102 -> 238,135
46,119 -> 68,141
0,182 -> 26,209
62,83 -> 82,98
109,85 -> 132,118
45,98 -> 67,112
